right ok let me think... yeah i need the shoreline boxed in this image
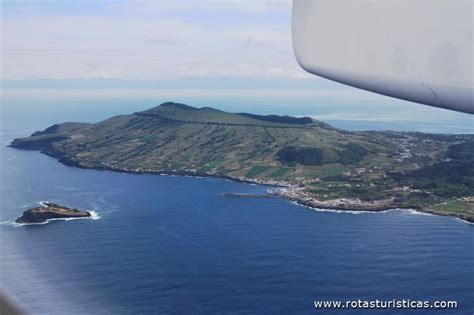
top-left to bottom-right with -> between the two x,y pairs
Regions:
9,146 -> 474,224
5,210 -> 100,227
287,198 -> 474,225
13,200 -> 100,226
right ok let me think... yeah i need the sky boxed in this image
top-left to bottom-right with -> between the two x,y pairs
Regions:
1,0 -> 301,80
0,0 -> 472,133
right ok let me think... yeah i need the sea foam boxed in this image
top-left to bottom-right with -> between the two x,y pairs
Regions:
4,200 -> 101,227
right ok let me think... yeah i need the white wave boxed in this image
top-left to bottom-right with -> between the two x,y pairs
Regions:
394,208 -> 472,225
38,200 -> 50,207
89,211 -> 101,220
183,174 -> 207,180
455,218 -> 474,225
4,205 -> 101,227
88,196 -> 119,216
289,201 -> 432,215
12,214 -> 99,226
395,209 -> 435,216
0,218 -> 47,227
289,201 -> 383,215
12,221 -> 49,227
290,202 -> 471,225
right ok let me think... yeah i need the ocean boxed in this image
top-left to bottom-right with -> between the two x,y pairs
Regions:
0,99 -> 473,314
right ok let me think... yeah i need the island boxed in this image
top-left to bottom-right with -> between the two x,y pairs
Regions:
9,102 -> 474,223
15,202 -> 91,224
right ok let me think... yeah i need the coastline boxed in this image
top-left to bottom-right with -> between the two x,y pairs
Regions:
11,146 -> 473,224
12,200 -> 100,226
5,211 -> 100,227
13,211 -> 100,226
288,198 -> 474,225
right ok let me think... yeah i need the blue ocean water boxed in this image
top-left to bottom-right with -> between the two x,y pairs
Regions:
0,101 -> 473,314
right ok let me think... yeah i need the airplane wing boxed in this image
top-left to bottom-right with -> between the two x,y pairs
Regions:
292,0 -> 474,114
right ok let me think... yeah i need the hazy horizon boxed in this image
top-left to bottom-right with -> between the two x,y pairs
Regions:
2,0 -> 472,133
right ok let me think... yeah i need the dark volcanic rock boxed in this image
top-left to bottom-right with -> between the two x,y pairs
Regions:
15,202 -> 91,224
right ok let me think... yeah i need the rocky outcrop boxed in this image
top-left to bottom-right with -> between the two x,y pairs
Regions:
15,202 -> 91,224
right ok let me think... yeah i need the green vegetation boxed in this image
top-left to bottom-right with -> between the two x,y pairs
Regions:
238,113 -> 314,125
432,199 -> 473,214
277,146 -> 324,166
338,143 -> 368,165
393,141 -> 474,197
245,166 -> 270,177
267,167 -> 290,178
10,102 -> 474,222
314,166 -> 348,178
276,142 -> 368,166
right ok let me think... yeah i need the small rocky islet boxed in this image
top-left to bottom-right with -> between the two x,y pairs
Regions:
15,202 -> 91,224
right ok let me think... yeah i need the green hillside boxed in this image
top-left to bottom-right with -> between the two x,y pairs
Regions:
10,102 -> 474,222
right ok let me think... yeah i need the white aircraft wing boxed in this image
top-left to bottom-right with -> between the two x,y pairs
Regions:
292,0 -> 473,114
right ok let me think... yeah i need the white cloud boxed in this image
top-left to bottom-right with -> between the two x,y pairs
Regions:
1,88 -> 376,101
120,0 -> 292,13
1,0 -> 305,80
